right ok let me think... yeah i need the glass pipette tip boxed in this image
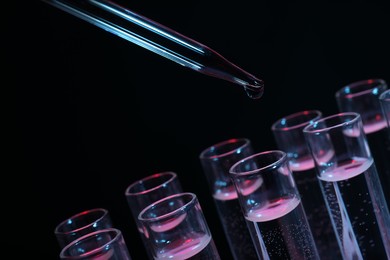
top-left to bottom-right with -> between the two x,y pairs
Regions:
41,0 -> 264,99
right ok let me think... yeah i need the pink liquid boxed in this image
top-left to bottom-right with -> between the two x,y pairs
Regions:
318,157 -> 368,182
343,120 -> 387,136
246,196 -> 300,222
150,214 -> 187,232
212,185 -> 237,200
155,233 -> 220,260
289,155 -> 315,172
363,120 -> 387,134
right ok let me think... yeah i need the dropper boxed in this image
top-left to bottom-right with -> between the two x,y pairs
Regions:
41,0 -> 264,99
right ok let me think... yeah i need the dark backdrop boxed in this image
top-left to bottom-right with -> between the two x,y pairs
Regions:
7,1 -> 390,259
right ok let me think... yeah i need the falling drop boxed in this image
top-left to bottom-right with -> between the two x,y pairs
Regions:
244,83 -> 264,99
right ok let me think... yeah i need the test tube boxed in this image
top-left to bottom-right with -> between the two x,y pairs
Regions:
303,112 -> 390,259
335,79 -> 390,208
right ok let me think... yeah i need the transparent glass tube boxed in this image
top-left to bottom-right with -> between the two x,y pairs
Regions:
125,171 -> 183,259
379,89 -> 390,128
138,192 -> 221,259
335,79 -> 390,209
199,138 -> 258,259
54,208 -> 113,250
41,0 -> 264,99
303,112 -> 390,259
59,228 -> 132,259
229,150 -> 320,260
271,110 -> 342,260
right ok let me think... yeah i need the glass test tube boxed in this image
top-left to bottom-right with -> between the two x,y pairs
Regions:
303,112 -> 390,259
271,110 -> 342,260
199,138 -> 257,259
335,79 -> 390,208
138,192 -> 221,260
54,208 -> 113,250
125,171 -> 183,259
229,150 -> 320,260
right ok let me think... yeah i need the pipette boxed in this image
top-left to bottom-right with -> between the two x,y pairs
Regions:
41,0 -> 264,99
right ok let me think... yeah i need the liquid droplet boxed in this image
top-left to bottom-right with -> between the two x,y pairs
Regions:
244,84 -> 264,99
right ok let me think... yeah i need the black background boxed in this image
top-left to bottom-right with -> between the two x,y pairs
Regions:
7,1 -> 390,259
